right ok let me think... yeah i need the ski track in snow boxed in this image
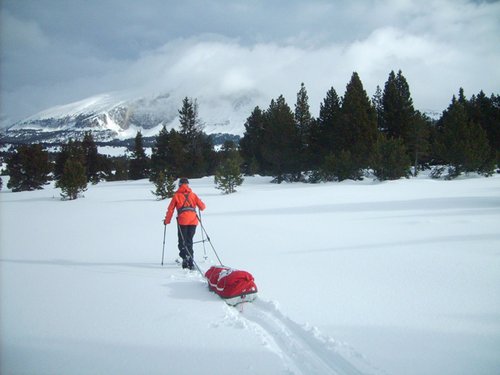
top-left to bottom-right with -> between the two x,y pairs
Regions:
230,299 -> 381,375
178,265 -> 380,375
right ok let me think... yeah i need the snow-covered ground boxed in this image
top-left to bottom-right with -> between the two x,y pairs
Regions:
1,173 -> 499,375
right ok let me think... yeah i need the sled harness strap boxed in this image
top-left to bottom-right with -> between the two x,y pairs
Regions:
178,193 -> 196,214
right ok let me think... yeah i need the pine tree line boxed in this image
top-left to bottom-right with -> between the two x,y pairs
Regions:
2,97 -> 238,198
147,97 -> 243,196
2,73 -> 498,197
240,70 -> 498,182
4,131 -> 116,198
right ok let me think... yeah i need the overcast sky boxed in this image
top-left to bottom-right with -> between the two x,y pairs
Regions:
1,0 -> 499,127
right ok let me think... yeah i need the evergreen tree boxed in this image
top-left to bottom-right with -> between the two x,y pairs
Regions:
178,97 -> 211,177
294,83 -> 313,174
110,157 -> 129,181
179,97 -> 203,140
381,70 -> 415,143
214,144 -> 244,194
129,131 -> 150,180
6,144 -> 51,192
201,135 -> 218,177
316,86 -> 342,159
371,134 -> 411,181
178,96 -> 201,174
320,150 -> 362,181
372,85 -> 384,131
54,139 -> 85,181
307,117 -> 322,171
437,97 -> 493,177
150,125 -> 170,181
407,110 -> 431,175
56,158 -> 88,200
151,170 -> 176,200
261,95 -> 300,183
468,91 -> 500,162
166,128 -> 187,177
214,158 -> 244,194
151,124 -> 212,182
457,87 -> 467,104
55,134 -> 107,183
240,106 -> 265,175
81,131 -> 101,184
337,72 -> 378,171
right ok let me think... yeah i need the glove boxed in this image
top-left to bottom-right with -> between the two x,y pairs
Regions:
163,218 -> 169,225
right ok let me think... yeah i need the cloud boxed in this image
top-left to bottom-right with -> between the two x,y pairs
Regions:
1,10 -> 49,51
1,0 -> 499,128
119,23 -> 497,117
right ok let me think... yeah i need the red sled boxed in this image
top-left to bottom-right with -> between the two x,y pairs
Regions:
205,266 -> 258,306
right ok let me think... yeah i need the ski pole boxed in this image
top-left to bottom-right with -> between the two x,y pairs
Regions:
161,224 -> 167,266
197,213 -> 224,266
198,208 -> 208,260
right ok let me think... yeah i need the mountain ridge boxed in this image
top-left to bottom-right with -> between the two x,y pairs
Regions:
1,90 -> 442,145
2,90 -> 259,144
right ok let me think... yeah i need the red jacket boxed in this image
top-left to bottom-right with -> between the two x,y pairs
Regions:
165,184 -> 206,225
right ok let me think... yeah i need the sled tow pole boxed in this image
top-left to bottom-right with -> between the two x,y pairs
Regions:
196,212 -> 224,266
199,209 -> 208,260
177,215 -> 259,307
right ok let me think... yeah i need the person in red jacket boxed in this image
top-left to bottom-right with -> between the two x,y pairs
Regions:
164,178 -> 206,270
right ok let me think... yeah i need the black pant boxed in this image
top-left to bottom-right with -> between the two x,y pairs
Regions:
178,225 -> 197,260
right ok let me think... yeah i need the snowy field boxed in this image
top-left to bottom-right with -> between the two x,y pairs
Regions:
1,173 -> 499,375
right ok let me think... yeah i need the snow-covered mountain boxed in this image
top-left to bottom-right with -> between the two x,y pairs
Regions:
2,90 -> 261,143
1,89 -> 443,145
